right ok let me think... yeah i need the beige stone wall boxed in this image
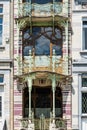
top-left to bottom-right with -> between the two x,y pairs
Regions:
0,1 -> 10,59
0,1 -> 11,130
72,1 -> 87,130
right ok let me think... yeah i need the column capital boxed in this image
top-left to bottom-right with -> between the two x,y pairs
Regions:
27,78 -> 32,88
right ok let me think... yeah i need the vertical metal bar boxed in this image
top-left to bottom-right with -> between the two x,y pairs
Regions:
52,75 -> 56,119
29,0 -> 32,34
29,89 -> 31,118
53,0 -> 55,34
53,89 -> 55,118
27,78 -> 32,119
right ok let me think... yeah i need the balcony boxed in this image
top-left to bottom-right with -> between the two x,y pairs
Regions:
18,117 -> 67,130
22,55 -> 64,75
17,2 -> 68,18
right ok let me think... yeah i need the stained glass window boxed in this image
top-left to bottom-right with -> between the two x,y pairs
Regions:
23,27 -> 62,56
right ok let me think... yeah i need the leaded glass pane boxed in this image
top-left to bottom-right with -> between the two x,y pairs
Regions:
82,93 -> 87,113
82,78 -> 87,87
35,35 -> 50,55
23,27 -> 62,56
32,0 -> 53,4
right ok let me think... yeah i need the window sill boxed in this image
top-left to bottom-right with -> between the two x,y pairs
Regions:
73,8 -> 87,12
80,51 -> 87,55
0,83 -> 5,86
82,114 -> 87,117
0,45 -> 5,50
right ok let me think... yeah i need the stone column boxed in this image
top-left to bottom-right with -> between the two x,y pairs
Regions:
27,78 -> 32,119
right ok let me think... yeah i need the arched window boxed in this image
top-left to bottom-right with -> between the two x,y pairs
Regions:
23,27 -> 62,56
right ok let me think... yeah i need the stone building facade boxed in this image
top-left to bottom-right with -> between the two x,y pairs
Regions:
0,0 -> 12,130
72,1 -> 87,130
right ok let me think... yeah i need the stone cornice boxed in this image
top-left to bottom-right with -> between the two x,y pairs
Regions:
0,59 -> 12,63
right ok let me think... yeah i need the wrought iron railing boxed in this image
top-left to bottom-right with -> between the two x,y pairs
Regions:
23,56 -> 63,74
55,118 -> 67,129
18,2 -> 68,18
19,117 -> 67,130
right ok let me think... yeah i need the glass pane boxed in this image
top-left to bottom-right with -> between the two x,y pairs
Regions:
0,76 -> 3,83
55,28 -> 62,39
55,0 -> 62,2
0,6 -> 3,13
0,35 -> 2,45
0,25 -> 2,45
82,93 -> 87,113
85,28 -> 87,49
23,26 -> 62,56
52,45 -> 62,55
23,46 -> 33,56
0,96 -> 2,117
82,78 -> 87,87
0,17 -> 3,24
81,0 -> 87,3
23,29 -> 30,39
83,21 -> 87,25
32,0 -> 53,4
32,27 -> 41,35
35,35 -> 50,55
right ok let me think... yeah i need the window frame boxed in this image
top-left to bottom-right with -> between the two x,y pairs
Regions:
0,5 -> 3,46
23,0 -> 63,3
0,86 -> 4,118
0,96 -> 2,117
0,5 -> 3,14
81,75 -> 87,115
82,77 -> 87,87
82,92 -> 87,114
23,26 -> 62,56
0,75 -> 4,83
0,16 -> 3,45
82,19 -> 87,51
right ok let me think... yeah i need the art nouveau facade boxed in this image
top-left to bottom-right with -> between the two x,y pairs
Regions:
72,0 -> 87,130
0,0 -> 72,130
13,0 -> 72,130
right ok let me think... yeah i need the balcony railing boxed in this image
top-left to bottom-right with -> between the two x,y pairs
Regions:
22,56 -> 63,74
18,2 -> 68,18
19,117 -> 67,130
